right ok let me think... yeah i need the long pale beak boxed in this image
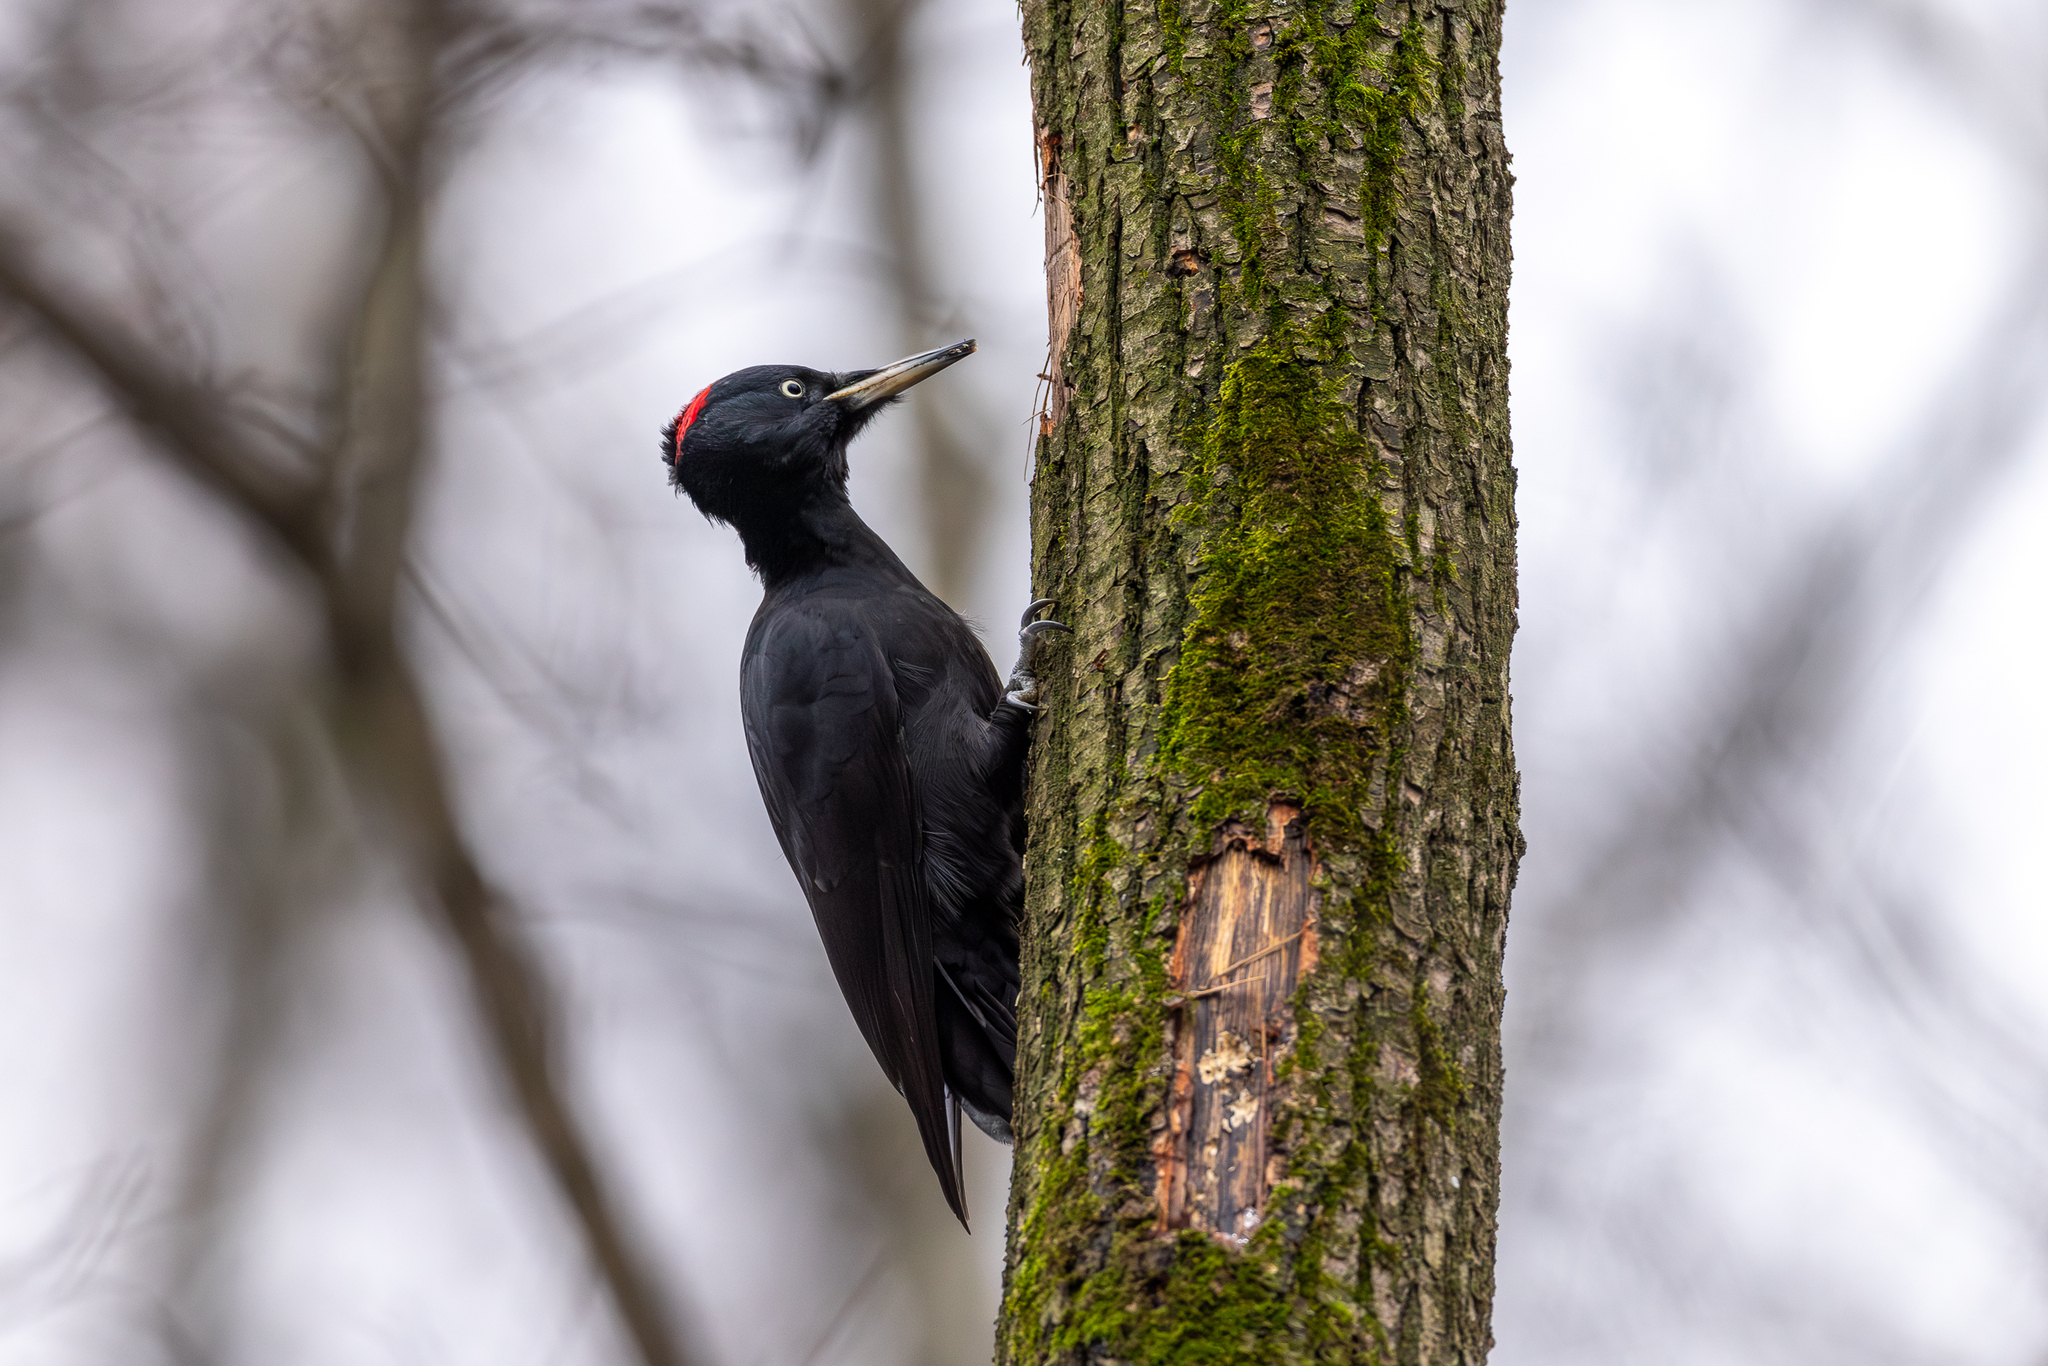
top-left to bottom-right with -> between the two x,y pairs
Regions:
826,339 -> 976,410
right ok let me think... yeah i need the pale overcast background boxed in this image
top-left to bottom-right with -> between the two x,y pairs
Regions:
0,0 -> 2042,1364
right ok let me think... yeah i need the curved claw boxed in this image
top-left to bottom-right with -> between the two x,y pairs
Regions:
1005,599 -> 1070,711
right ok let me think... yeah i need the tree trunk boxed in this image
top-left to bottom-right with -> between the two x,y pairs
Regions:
1000,1 -> 1518,1362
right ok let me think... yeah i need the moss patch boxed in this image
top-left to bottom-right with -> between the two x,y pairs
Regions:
1154,2 -> 1436,318
1159,321 -> 1415,849
1320,16 -> 1436,259
1410,990 -> 1468,1130
1002,826 -> 1184,1364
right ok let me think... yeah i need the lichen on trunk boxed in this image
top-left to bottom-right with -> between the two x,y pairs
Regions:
1003,1 -> 1520,1364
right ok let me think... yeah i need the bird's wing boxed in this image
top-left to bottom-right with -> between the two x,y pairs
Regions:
740,600 -> 966,1225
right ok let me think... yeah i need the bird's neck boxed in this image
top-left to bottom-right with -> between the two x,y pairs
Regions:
734,488 -> 913,589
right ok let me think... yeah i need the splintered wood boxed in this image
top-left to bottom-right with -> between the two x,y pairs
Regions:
1158,803 -> 1319,1240
1037,126 -> 1080,432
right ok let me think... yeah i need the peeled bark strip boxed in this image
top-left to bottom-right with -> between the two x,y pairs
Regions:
1001,1 -> 1519,1363
1038,127 -> 1083,432
1158,803 -> 1319,1239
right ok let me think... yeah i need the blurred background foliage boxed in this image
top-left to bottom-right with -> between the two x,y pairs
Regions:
0,1 -> 2041,1364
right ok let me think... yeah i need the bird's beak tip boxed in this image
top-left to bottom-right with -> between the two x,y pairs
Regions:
826,339 -> 977,409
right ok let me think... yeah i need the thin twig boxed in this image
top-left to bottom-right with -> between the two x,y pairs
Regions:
1183,929 -> 1308,999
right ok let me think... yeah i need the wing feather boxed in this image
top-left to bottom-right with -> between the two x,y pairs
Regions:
741,601 -> 967,1224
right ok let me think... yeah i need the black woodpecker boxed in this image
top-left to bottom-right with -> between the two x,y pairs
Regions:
662,339 -> 1061,1228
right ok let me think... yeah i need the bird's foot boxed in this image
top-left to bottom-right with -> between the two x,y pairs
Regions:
1004,599 -> 1069,711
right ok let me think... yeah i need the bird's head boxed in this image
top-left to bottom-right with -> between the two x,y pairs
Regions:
663,339 -> 975,525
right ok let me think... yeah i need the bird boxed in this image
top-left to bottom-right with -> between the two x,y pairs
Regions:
661,339 -> 1063,1228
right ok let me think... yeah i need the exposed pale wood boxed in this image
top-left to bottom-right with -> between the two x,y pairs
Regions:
1158,803 -> 1319,1240
1037,126 -> 1080,432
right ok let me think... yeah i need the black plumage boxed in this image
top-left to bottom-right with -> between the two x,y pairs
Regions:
661,340 -> 1060,1227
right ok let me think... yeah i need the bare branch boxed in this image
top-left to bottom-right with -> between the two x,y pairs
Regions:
0,228 -> 327,567
0,4 -> 703,1360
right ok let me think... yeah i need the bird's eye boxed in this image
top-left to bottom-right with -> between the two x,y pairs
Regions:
781,379 -> 806,399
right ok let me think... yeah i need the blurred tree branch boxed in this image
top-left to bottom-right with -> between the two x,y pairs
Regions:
1501,3 -> 2048,1356
848,0 -> 991,607
0,249 -> 326,562
0,0 -> 1038,1357
0,2 -> 718,1362
1515,0 -> 2048,1101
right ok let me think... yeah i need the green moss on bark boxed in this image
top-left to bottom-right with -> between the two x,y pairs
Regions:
1154,2 -> 1436,317
1160,321 -> 1413,848
1318,16 -> 1437,270
1004,2 -> 1517,1363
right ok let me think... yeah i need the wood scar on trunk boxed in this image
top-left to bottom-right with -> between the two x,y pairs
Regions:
1037,126 -> 1080,432
1157,803 -> 1319,1241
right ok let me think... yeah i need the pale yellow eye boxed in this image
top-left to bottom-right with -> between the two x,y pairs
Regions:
781,379 -> 805,399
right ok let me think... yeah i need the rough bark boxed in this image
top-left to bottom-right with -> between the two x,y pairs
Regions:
1001,1 -> 1519,1363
